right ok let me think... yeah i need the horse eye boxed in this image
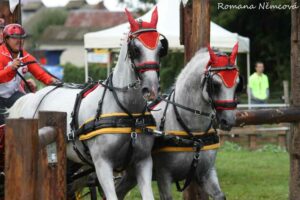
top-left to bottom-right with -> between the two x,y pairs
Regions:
212,81 -> 221,93
133,46 -> 140,56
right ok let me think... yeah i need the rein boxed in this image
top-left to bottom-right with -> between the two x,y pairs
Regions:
159,91 -> 215,119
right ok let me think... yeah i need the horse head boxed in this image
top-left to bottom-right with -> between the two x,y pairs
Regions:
203,43 -> 243,130
125,7 -> 168,101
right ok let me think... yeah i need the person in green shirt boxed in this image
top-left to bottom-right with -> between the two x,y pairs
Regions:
248,61 -> 269,104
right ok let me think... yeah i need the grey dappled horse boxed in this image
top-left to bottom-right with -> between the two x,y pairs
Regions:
9,7 -> 168,200
116,44 -> 242,200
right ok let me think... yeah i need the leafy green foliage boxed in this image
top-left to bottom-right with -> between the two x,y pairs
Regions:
26,8 -> 68,48
160,52 -> 184,92
62,63 -> 107,83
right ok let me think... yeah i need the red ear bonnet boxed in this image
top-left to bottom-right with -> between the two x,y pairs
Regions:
207,43 -> 239,88
125,7 -> 159,49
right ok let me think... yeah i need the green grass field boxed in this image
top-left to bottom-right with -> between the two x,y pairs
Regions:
124,143 -> 289,200
80,142 -> 289,200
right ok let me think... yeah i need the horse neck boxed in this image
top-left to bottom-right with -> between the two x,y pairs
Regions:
111,41 -> 145,112
173,50 -> 212,131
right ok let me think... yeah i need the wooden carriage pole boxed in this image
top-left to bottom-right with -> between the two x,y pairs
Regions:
290,1 -> 300,199
180,0 -> 210,199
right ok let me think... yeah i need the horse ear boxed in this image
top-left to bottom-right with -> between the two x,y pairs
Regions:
125,8 -> 139,32
230,42 -> 239,64
207,44 -> 217,63
150,6 -> 158,28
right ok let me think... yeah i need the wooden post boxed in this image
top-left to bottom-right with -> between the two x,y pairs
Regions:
180,1 -> 193,64
181,0 -> 210,199
36,112 -> 67,200
290,1 -> 300,199
0,1 -> 22,25
5,119 -> 39,200
283,80 -> 290,105
181,0 -> 210,64
248,134 -> 257,150
5,112 -> 67,200
282,80 -> 290,151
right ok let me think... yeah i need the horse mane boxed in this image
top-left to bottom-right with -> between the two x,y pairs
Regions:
175,48 -> 209,88
114,34 -> 131,70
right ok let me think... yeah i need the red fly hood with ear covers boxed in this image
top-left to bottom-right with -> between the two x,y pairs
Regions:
207,43 -> 239,88
125,7 -> 159,49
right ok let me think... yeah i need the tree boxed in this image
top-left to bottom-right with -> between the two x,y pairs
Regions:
24,8 -> 68,49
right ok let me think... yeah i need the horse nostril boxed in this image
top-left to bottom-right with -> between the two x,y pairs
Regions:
142,88 -> 150,95
220,119 -> 228,126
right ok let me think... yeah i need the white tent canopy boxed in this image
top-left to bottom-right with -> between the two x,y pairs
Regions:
84,0 -> 250,53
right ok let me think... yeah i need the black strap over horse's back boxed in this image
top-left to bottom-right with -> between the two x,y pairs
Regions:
70,82 -> 100,133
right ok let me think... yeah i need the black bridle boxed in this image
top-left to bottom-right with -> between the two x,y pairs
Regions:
202,65 -> 240,111
127,28 -> 168,81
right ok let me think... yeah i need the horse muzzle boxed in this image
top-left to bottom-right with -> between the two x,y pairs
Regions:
142,86 -> 158,101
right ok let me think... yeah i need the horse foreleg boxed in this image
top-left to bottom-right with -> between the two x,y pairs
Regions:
93,159 -> 118,200
135,156 -> 155,200
115,167 -> 137,200
156,170 -> 173,200
200,167 -> 226,200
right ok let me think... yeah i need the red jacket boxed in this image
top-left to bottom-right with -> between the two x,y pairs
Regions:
0,44 -> 53,85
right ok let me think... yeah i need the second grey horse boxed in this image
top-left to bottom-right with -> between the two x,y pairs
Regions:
116,44 -> 242,200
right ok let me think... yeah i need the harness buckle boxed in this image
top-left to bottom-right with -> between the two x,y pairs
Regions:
194,152 -> 201,160
194,110 -> 201,116
135,118 -> 145,129
134,80 -> 141,89
67,130 -> 75,141
131,131 -> 137,144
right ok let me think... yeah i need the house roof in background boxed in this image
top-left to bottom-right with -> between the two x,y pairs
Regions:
39,25 -> 100,43
22,1 -> 43,11
64,9 -> 128,28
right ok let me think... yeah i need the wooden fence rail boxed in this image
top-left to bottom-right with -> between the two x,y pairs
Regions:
5,111 -> 67,200
219,126 -> 289,149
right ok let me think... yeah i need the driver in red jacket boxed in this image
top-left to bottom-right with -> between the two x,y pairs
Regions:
0,24 -> 59,125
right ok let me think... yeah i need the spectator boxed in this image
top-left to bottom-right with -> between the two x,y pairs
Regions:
248,61 -> 269,104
